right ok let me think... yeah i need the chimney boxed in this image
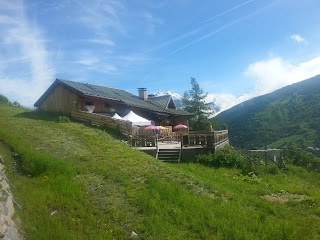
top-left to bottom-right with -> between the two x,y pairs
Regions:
138,88 -> 147,100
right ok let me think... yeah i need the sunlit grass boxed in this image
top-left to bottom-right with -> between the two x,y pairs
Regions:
0,103 -> 319,239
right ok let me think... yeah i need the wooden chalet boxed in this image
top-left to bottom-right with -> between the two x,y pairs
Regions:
34,78 -> 192,126
34,79 -> 230,163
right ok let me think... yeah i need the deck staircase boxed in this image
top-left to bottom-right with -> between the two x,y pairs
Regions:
156,148 -> 180,162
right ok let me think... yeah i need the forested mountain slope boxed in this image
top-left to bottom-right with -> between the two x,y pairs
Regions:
215,75 -> 320,149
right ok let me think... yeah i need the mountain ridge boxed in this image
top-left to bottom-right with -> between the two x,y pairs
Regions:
215,74 -> 320,149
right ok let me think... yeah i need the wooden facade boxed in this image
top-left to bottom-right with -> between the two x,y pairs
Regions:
38,85 -> 122,114
38,85 -> 80,113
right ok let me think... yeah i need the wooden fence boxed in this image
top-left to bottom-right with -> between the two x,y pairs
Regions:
246,149 -> 284,166
187,130 -> 229,147
130,126 -> 177,147
131,135 -> 158,147
70,111 -> 229,149
71,111 -> 132,135
131,126 -> 178,140
214,130 -> 229,146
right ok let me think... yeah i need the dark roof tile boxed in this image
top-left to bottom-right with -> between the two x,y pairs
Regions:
35,79 -> 192,116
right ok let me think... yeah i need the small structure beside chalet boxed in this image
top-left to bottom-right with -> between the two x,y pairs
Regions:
35,78 -> 229,162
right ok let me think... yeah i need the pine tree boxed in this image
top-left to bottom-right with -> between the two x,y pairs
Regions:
182,77 -> 214,130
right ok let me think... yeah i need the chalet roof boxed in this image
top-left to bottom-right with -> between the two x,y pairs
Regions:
148,95 -> 175,109
34,79 -> 192,117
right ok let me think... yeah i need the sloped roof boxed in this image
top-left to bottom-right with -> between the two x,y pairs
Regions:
148,95 -> 175,109
34,79 -> 192,117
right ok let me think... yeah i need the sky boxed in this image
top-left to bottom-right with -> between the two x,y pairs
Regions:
1,0 -> 320,113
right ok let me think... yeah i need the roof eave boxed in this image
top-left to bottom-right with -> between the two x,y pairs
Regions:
34,79 -> 87,107
34,79 -> 60,107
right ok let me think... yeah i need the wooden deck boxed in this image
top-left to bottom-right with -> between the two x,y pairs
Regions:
135,141 -> 206,150
133,130 -> 229,149
70,110 -> 229,162
135,131 -> 230,162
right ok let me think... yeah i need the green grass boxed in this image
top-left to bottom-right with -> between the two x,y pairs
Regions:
0,103 -> 320,239
268,129 -> 317,148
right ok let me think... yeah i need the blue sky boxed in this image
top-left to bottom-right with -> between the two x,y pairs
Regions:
1,0 -> 320,112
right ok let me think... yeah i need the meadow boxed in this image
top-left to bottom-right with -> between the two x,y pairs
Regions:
0,103 -> 319,239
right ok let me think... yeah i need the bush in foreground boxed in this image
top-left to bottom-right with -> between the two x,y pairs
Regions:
196,146 -> 245,168
197,147 -> 284,176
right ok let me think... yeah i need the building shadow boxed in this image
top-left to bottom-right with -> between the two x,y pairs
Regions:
14,110 -> 127,140
15,110 -> 64,122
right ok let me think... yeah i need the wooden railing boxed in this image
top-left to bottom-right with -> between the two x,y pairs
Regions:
71,111 -> 132,135
130,130 -> 229,148
214,130 -> 229,147
131,135 -> 158,147
131,126 -> 179,145
187,130 -> 229,147
70,110 -> 229,149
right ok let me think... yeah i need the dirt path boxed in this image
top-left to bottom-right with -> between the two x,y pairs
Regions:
0,155 -> 21,240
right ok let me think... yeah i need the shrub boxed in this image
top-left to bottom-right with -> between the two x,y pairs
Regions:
241,158 -> 256,174
0,94 -> 9,104
264,164 -> 279,174
241,154 -> 281,175
57,115 -> 71,123
197,146 -> 246,168
12,101 -> 21,107
283,147 -> 320,172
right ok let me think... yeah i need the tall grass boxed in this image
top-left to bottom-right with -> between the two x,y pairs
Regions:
0,103 -> 319,239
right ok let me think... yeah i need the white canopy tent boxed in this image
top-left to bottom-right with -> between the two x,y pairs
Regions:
112,113 -> 122,120
122,111 -> 152,126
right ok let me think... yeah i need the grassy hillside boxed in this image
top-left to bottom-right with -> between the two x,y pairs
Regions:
0,102 -> 320,239
215,75 -> 320,149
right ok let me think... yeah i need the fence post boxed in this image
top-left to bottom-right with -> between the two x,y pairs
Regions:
264,145 -> 267,166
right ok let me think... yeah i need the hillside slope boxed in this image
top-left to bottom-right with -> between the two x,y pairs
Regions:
0,103 -> 319,239
216,75 -> 320,149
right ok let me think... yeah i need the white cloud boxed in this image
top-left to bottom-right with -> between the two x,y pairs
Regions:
0,0 -> 54,107
70,1 -> 153,74
246,56 -> 320,96
73,51 -> 118,74
0,14 -> 19,25
206,93 -> 252,115
206,94 -> 236,113
74,51 -> 99,66
208,56 -> 320,115
141,12 -> 164,35
86,38 -> 115,46
75,59 -> 98,66
74,0 -> 126,36
290,34 -> 305,43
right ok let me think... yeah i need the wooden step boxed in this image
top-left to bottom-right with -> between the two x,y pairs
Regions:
157,149 -> 180,162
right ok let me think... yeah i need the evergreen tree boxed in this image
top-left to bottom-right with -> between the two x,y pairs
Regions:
182,77 -> 214,130
0,93 -> 9,104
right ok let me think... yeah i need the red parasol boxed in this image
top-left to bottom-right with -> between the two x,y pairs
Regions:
144,125 -> 159,130
173,124 -> 188,130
